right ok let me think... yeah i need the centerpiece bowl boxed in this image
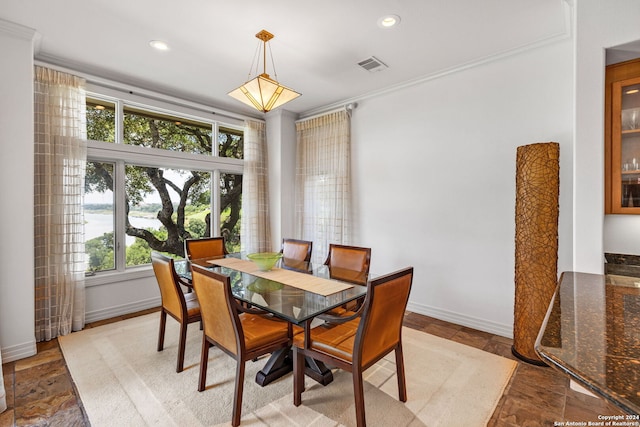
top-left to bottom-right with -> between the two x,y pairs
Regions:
247,278 -> 284,292
247,252 -> 283,271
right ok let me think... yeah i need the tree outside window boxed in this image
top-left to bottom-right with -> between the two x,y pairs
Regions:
84,98 -> 243,273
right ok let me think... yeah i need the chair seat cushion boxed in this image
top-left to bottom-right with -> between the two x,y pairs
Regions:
184,292 -> 201,317
240,314 -> 290,351
293,318 -> 360,363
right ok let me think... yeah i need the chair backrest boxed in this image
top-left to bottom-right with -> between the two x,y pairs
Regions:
151,252 -> 187,321
324,244 -> 371,285
354,267 -> 413,367
191,264 -> 242,356
185,237 -> 228,261
281,238 -> 313,262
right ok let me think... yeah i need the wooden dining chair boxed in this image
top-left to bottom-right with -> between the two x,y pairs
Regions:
292,267 -> 413,427
324,243 -> 371,286
281,238 -> 313,262
322,244 -> 372,316
151,252 -> 202,373
190,264 -> 292,427
184,236 -> 228,261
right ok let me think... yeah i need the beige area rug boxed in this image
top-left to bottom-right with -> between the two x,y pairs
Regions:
59,314 -> 516,426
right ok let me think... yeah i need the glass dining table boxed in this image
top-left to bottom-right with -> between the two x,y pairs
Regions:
174,254 -> 369,386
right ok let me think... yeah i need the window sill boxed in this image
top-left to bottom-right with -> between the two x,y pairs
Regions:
85,266 -> 154,287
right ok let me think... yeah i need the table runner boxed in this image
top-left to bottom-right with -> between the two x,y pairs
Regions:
207,257 -> 354,296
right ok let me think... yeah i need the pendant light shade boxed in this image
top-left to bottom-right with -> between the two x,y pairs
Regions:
228,30 -> 300,113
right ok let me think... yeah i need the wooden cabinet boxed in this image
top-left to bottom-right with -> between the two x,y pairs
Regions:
605,58 -> 640,214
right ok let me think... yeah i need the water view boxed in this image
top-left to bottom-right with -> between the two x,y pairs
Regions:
84,213 -> 160,246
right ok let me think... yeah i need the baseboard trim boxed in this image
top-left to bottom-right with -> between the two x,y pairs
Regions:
85,297 -> 161,324
406,301 -> 513,339
1,340 -> 37,363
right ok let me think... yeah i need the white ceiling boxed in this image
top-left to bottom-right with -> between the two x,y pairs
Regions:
2,0 -> 569,116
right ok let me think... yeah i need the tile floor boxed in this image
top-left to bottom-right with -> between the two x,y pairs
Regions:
0,309 -> 626,426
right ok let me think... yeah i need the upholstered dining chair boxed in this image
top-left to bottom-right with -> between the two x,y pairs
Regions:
151,252 -> 202,373
281,238 -> 313,262
324,243 -> 371,286
322,244 -> 372,316
190,264 -> 292,427
292,267 -> 414,427
184,236 -> 228,261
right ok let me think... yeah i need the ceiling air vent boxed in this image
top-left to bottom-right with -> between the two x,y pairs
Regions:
357,56 -> 388,72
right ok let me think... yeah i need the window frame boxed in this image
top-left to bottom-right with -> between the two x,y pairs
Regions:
85,88 -> 245,286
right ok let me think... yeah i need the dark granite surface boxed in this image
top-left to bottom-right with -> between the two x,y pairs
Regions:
536,271 -> 640,415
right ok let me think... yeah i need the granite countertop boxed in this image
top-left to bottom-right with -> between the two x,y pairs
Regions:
535,271 -> 640,415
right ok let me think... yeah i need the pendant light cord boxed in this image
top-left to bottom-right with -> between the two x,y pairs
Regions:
268,42 -> 278,80
247,41 -> 261,80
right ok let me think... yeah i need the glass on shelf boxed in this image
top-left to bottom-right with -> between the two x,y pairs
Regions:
622,108 -> 640,131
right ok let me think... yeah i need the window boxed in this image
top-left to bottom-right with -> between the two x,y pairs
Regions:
84,93 -> 243,274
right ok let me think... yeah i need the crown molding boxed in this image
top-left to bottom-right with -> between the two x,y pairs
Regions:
0,17 -> 37,41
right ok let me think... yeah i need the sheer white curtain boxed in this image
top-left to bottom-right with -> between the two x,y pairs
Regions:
241,120 -> 272,253
295,110 -> 352,264
34,66 -> 87,341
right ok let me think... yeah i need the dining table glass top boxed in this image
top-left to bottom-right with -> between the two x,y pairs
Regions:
174,254 -> 368,325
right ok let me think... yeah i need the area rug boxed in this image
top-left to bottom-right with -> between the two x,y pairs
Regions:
58,314 -> 516,426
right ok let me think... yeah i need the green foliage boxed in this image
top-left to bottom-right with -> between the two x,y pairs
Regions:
125,164 -> 155,206
186,218 -> 207,238
86,104 -> 115,142
86,233 -> 115,271
126,227 -> 169,266
126,238 -> 151,266
124,109 -> 213,154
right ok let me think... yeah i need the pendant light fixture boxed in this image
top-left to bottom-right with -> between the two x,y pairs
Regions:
228,30 -> 301,113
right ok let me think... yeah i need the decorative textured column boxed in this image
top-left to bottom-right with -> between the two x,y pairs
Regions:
513,142 -> 560,365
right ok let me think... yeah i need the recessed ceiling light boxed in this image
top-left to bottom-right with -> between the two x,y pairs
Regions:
378,14 -> 401,29
149,40 -> 169,51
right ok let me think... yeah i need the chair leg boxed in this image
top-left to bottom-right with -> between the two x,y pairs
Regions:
232,359 -> 245,427
395,343 -> 407,402
352,367 -> 366,427
198,335 -> 210,392
176,321 -> 188,373
157,310 -> 167,352
293,347 -> 305,406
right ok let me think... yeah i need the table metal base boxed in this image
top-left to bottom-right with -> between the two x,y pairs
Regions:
255,348 -> 333,387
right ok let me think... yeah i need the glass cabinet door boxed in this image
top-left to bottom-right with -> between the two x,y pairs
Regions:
612,76 -> 640,213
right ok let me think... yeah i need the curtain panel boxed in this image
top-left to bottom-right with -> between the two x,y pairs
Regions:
34,66 -> 87,341
241,120 -> 271,253
295,110 -> 352,264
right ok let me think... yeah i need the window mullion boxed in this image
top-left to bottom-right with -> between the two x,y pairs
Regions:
115,160 -> 127,271
116,99 -> 124,144
212,122 -> 219,156
212,170 -> 221,237
114,101 -> 126,270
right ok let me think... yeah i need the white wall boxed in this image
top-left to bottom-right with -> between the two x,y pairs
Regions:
84,274 -> 159,323
266,110 -> 297,251
0,20 -> 37,362
350,39 -> 574,337
604,215 -> 640,254
583,0 -> 640,260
